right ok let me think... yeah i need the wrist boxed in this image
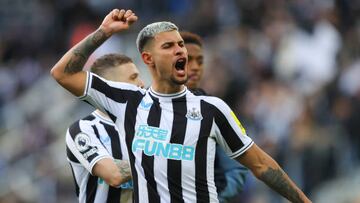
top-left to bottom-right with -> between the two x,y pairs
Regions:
98,26 -> 113,38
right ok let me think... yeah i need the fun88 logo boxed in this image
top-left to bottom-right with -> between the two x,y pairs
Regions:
132,125 -> 195,161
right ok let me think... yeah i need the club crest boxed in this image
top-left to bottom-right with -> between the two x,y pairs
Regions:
186,107 -> 203,121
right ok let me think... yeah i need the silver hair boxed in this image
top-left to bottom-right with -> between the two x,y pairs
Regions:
136,21 -> 178,52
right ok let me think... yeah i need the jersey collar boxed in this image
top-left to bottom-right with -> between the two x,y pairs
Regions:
149,86 -> 187,99
92,111 -> 114,125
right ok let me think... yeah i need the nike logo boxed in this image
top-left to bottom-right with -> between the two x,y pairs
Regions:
140,99 -> 153,110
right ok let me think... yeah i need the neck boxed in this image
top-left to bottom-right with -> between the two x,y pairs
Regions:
151,81 -> 185,94
95,109 -> 110,118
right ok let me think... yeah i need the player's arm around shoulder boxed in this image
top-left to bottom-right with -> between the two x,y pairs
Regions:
50,9 -> 138,96
236,144 -> 312,203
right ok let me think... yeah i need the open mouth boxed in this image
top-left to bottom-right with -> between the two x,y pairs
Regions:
175,58 -> 186,71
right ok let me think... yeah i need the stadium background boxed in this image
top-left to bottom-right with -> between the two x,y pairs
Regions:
0,0 -> 360,202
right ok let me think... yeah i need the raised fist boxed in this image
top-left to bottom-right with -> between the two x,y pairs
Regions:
100,9 -> 138,36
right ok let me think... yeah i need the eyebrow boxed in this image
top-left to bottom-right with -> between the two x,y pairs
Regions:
161,40 -> 184,47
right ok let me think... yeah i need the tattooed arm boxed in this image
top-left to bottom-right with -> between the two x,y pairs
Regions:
92,158 -> 131,187
50,9 -> 137,96
114,159 -> 132,182
237,144 -> 311,203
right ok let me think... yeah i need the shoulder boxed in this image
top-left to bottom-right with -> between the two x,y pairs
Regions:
90,72 -> 146,94
68,114 -> 98,136
190,88 -> 208,96
201,95 -> 228,109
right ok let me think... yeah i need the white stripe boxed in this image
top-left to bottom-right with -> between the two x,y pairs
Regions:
134,94 -> 151,203
94,183 -> 109,203
181,94 -> 201,202
206,138 -> 219,203
156,99 -> 173,203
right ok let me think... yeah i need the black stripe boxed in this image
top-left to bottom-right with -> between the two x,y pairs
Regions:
141,95 -> 161,203
105,110 -> 117,123
214,107 -> 244,152
91,74 -> 138,103
101,122 -> 122,203
195,100 -> 214,203
86,152 -> 99,163
85,175 -> 98,203
124,92 -> 143,203
67,145 -> 80,163
68,121 -> 81,139
101,122 -> 122,159
68,163 -> 80,197
91,125 -> 108,151
168,96 -> 187,203
83,114 -> 96,121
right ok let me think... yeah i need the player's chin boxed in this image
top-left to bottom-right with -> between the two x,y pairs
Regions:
187,78 -> 198,86
171,76 -> 188,85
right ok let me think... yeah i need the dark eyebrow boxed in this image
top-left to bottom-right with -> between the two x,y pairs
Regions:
161,41 -> 174,48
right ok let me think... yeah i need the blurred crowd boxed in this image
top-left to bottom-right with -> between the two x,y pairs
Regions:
0,0 -> 360,202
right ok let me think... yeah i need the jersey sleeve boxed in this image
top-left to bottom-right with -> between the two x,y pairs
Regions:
78,72 -> 144,118
66,120 -> 112,175
211,98 -> 253,159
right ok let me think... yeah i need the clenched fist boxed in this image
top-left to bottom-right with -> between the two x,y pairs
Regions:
100,9 -> 138,37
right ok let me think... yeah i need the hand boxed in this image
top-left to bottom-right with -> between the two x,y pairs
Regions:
100,9 -> 138,37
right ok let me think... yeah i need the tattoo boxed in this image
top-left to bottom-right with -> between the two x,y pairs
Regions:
114,159 -> 132,182
64,29 -> 108,73
260,167 -> 303,203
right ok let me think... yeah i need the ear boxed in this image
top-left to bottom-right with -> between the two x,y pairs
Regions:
141,52 -> 154,68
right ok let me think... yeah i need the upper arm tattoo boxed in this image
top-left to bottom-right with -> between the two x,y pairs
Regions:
64,29 -> 108,74
260,167 -> 303,203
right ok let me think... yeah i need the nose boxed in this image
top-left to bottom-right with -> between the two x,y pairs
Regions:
188,60 -> 199,72
175,44 -> 185,56
138,78 -> 145,88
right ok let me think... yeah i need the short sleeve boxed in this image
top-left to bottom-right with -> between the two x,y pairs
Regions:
66,120 -> 112,174
78,72 -> 144,118
210,98 -> 253,158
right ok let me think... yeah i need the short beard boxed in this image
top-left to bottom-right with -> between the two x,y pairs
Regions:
170,75 -> 188,85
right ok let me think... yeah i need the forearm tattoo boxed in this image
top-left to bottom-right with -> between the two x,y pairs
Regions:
114,159 -> 132,181
260,167 -> 303,203
64,29 -> 108,73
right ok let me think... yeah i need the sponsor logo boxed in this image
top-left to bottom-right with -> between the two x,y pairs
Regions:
98,178 -> 133,189
132,125 -> 195,161
186,107 -> 203,121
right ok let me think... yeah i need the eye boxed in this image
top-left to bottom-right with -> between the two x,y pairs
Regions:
197,57 -> 204,65
130,73 -> 138,80
178,41 -> 184,47
162,43 -> 172,49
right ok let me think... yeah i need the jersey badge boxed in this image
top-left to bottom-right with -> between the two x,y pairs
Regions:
75,133 -> 92,152
186,107 -> 203,121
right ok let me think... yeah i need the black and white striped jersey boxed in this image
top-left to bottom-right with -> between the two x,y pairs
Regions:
80,72 -> 254,203
66,111 -> 132,203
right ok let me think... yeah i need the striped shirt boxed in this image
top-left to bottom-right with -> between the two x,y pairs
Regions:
66,111 -> 132,203
80,72 -> 254,203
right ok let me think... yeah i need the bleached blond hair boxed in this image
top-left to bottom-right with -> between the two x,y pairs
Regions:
136,22 -> 178,52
